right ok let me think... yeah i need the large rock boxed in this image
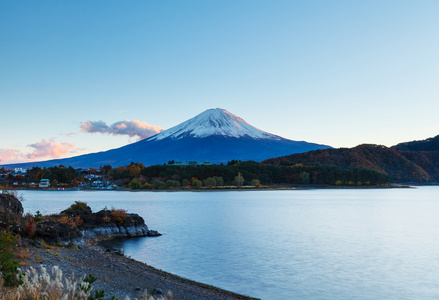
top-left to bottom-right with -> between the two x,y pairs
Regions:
35,205 -> 159,242
0,194 -> 23,215
0,194 -> 24,231
35,220 -> 82,243
82,223 -> 150,238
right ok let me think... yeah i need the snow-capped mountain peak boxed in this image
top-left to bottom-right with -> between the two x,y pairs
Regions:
149,108 -> 280,141
4,108 -> 332,168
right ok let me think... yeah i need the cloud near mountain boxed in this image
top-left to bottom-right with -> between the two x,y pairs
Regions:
0,149 -> 26,163
80,119 -> 163,140
0,138 -> 80,164
0,119 -> 163,164
26,139 -> 77,160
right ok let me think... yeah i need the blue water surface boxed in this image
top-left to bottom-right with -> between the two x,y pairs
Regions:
20,187 -> 439,300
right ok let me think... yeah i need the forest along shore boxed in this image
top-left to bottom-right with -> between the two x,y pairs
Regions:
21,239 -> 258,300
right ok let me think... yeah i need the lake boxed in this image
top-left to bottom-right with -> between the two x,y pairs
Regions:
19,187 -> 439,300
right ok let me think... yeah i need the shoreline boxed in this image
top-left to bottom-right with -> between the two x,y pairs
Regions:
22,237 -> 259,300
13,183 -> 416,192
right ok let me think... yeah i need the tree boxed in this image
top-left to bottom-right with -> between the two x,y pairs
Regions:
251,179 -> 261,187
300,172 -> 310,184
192,179 -> 202,189
166,180 -> 180,189
203,177 -> 216,187
235,172 -> 244,187
213,176 -> 224,186
0,231 -> 20,286
129,178 -> 142,190
152,179 -> 166,190
127,163 -> 141,176
102,165 -> 112,174
141,182 -> 152,189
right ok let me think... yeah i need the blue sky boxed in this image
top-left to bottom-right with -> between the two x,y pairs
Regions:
1,1 -> 438,164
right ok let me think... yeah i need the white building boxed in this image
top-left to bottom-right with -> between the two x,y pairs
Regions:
39,179 -> 50,188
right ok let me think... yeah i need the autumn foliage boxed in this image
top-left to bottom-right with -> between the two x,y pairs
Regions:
111,208 -> 127,225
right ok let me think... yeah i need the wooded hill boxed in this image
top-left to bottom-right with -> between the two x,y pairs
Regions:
262,138 -> 439,183
393,134 -> 439,152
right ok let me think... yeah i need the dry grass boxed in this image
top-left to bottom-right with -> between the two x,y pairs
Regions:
0,265 -> 173,300
14,249 -> 31,260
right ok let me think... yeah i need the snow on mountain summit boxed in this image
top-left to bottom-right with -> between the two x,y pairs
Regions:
4,108 -> 332,168
149,108 -> 281,141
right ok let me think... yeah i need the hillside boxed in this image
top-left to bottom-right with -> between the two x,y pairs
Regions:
393,134 -> 439,151
398,150 -> 439,181
262,144 -> 435,183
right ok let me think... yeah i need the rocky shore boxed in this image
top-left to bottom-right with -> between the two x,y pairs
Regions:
1,194 -> 257,299
21,239 -> 257,300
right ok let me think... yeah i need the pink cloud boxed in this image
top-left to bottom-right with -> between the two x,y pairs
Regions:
80,119 -> 163,140
65,132 -> 78,137
0,139 -> 85,165
26,139 -> 76,160
0,149 -> 26,164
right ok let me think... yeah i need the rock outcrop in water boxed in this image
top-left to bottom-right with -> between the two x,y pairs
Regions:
34,201 -> 161,243
1,195 -> 160,244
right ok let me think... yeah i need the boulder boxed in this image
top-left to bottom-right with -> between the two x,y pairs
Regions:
0,194 -> 23,215
147,230 -> 162,237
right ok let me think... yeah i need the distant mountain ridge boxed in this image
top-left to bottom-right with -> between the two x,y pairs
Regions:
393,134 -> 439,151
3,108 -> 331,168
263,136 -> 439,183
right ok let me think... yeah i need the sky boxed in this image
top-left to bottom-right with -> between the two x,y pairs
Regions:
1,0 -> 438,164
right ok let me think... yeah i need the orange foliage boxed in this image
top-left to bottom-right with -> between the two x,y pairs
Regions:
58,215 -> 83,228
111,208 -> 127,224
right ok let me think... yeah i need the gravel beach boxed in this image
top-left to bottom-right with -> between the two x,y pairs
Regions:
21,239 -> 258,300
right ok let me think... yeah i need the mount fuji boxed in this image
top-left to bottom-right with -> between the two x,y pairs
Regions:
5,108 -> 331,168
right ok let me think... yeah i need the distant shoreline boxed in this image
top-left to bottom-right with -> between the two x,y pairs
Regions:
13,183 -> 418,192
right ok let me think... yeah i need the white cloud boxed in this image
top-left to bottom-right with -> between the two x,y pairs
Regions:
80,119 -> 163,140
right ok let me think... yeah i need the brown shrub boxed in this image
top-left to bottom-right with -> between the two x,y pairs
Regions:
69,201 -> 88,210
58,215 -> 83,228
24,219 -> 35,237
111,208 -> 127,225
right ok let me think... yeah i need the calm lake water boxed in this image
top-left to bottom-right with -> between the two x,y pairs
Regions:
20,187 -> 439,300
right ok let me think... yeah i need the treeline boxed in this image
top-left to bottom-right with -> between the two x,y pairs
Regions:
115,161 -> 391,188
393,134 -> 439,152
9,161 -> 392,188
24,166 -> 78,185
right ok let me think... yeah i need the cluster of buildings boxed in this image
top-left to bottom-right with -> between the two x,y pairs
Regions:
1,167 -> 119,190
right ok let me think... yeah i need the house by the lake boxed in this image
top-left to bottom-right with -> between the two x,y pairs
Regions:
39,179 -> 50,188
